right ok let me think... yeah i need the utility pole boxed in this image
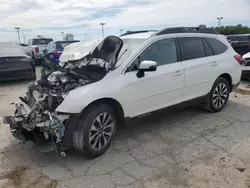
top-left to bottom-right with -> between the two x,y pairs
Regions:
100,23 -> 105,37
84,33 -> 87,41
120,29 -> 123,35
61,31 -> 64,40
15,27 -> 21,44
21,29 -> 26,44
217,17 -> 223,27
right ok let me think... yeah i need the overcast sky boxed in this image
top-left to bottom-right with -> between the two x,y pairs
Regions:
0,0 -> 249,43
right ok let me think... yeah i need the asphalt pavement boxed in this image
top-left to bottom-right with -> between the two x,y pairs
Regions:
1,67 -> 250,188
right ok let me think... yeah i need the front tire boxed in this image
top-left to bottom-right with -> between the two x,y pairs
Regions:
73,104 -> 117,158
205,77 -> 230,112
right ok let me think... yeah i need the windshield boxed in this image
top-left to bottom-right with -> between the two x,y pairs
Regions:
32,39 -> 53,45
116,38 -> 146,67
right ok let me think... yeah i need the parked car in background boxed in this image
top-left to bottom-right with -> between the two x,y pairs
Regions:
4,27 -> 241,158
0,43 -> 36,81
227,34 -> 250,56
241,52 -> 250,79
43,40 -> 79,69
25,38 -> 53,64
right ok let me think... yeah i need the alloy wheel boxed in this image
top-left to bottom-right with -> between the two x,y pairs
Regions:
212,83 -> 228,108
89,112 -> 115,151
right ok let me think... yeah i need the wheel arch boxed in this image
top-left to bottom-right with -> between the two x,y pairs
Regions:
218,73 -> 232,91
80,98 -> 125,126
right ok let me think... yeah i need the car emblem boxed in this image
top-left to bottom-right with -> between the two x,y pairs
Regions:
5,58 -> 8,61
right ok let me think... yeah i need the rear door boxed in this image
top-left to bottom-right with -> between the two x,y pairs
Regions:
178,37 -> 214,101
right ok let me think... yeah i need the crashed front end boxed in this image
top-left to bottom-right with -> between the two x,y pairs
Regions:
3,79 -> 72,155
3,36 -> 123,156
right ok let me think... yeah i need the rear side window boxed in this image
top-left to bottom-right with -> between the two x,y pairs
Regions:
228,35 -> 250,41
56,42 -> 75,49
32,39 -> 53,45
205,38 -> 228,55
202,39 -> 214,56
178,37 -> 206,61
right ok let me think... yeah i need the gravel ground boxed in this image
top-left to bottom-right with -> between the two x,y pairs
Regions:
1,68 -> 250,188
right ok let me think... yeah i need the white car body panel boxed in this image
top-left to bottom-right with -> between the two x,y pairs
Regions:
119,62 -> 184,117
243,52 -> 250,59
56,33 -> 242,118
59,39 -> 103,64
242,52 -> 250,70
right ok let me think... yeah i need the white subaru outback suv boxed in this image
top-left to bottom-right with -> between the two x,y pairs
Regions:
4,27 -> 242,158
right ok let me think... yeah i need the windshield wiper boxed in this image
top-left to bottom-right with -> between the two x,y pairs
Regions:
111,49 -> 128,70
117,49 -> 128,62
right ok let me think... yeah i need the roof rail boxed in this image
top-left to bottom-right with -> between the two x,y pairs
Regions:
120,30 -> 157,37
155,27 -> 218,35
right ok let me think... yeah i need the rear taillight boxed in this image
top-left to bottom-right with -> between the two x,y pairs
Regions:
35,47 -> 39,53
234,54 -> 242,64
52,51 -> 62,56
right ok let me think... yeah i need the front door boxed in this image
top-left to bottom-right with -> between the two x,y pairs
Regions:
121,38 -> 185,117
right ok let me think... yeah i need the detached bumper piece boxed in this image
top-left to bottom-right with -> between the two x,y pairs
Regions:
3,116 -> 33,142
3,116 -> 19,128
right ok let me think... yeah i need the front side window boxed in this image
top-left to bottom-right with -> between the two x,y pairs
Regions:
205,38 -> 228,55
126,38 -> 177,72
178,37 -> 206,61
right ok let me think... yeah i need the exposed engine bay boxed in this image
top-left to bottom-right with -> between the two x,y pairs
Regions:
3,36 -> 123,156
3,63 -> 107,155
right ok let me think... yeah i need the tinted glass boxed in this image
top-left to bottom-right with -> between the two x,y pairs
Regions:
203,39 -> 214,56
205,38 -> 228,55
32,39 -> 53,45
56,42 -> 77,49
228,35 -> 250,41
126,39 -> 177,72
178,37 -> 206,61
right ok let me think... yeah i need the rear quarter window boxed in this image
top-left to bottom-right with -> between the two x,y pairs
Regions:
205,38 -> 228,55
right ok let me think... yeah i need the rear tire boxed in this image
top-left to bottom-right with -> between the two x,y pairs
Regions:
204,77 -> 230,112
73,104 -> 117,158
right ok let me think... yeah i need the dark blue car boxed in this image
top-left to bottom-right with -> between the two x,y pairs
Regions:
43,40 -> 79,68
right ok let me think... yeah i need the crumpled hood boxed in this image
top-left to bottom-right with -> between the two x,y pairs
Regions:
59,36 -> 123,68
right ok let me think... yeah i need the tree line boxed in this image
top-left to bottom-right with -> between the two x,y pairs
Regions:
215,24 -> 250,35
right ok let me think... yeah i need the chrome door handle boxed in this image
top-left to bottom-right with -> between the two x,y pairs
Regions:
172,70 -> 183,76
210,61 -> 218,67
